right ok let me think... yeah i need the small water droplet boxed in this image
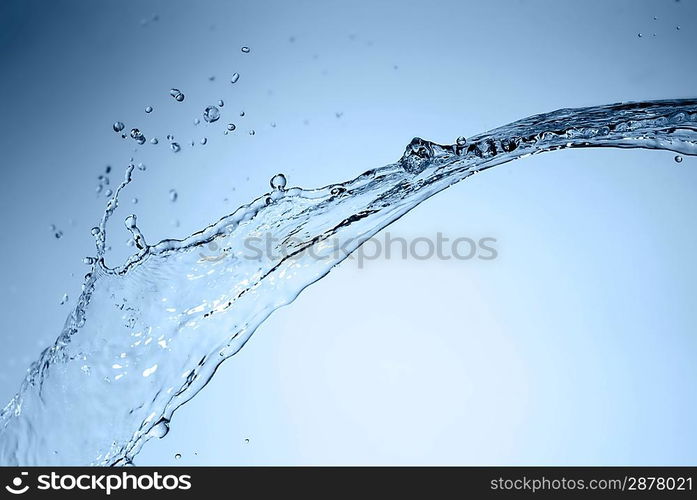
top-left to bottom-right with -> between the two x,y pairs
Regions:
105,189 -> 113,197
270,122 -> 276,128
167,134 -> 174,141
137,162 -> 146,171
59,293 -> 69,305
227,123 -> 236,131
676,25 -> 681,31
169,189 -> 178,202
241,46 -> 250,53
456,136 -> 467,146
170,142 -> 181,153
175,453 -> 181,460
200,137 -> 208,145
132,197 -> 138,204
270,173 -> 287,190
244,438 -> 250,444
637,33 -> 642,38
218,99 -> 224,107
239,111 -> 245,117
249,129 -> 255,136
203,106 -> 220,123
193,118 -> 200,125
230,73 -> 240,84
145,106 -> 153,113
91,227 -> 101,237
149,420 -> 170,439
113,121 -> 125,132
209,75 -> 216,81
150,137 -> 159,144
130,128 -> 142,139
169,88 -> 185,102
675,155 -> 683,163
105,165 -> 112,174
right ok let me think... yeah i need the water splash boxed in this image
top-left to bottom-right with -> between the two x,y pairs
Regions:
1,99 -> 696,465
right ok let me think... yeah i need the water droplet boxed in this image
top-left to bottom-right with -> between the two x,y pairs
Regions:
169,189 -> 178,202
113,122 -> 125,133
270,122 -> 276,128
175,453 -> 181,460
203,106 -> 220,123
149,419 -> 170,439
230,73 -> 240,84
170,142 -> 181,153
91,227 -> 101,237
145,106 -> 153,113
169,88 -> 185,102
249,129 -> 255,136
59,293 -> 69,305
677,25 -> 681,31
244,438 -> 250,444
637,33 -> 642,38
136,136 -> 146,145
675,155 -> 683,163
167,134 -> 174,141
130,128 -> 142,139
137,162 -> 146,171
105,189 -> 113,197
193,118 -> 200,125
335,112 -> 343,118
239,111 -> 245,117
150,137 -> 159,144
241,46 -> 250,53
82,256 -> 96,265
132,197 -> 138,204
227,123 -> 236,131
218,99 -> 224,107
105,165 -> 112,174
125,214 -> 137,230
200,137 -> 208,145
456,136 -> 467,146
270,173 -> 287,190
209,75 -> 216,81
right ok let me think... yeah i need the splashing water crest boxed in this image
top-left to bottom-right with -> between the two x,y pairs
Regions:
1,99 -> 696,465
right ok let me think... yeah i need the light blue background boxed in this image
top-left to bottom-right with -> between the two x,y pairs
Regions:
1,0 -> 696,465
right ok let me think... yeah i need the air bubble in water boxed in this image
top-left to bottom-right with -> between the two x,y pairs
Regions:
203,106 -> 220,123
230,73 -> 240,83
638,33 -> 642,38
675,155 -> 683,163
169,88 -> 185,102
227,123 -> 236,131
170,142 -> 181,153
270,173 -> 287,190
218,99 -> 224,107
113,121 -> 125,133
169,189 -> 178,202
145,106 -> 153,113
456,136 -> 467,146
241,46 -> 250,53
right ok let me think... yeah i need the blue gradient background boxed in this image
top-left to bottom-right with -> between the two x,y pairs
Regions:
1,0 -> 696,465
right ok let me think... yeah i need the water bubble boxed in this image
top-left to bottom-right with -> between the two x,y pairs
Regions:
130,128 -> 142,139
150,137 -> 159,144
149,419 -> 170,439
105,189 -> 113,197
113,121 -> 125,132
167,134 -> 174,141
227,123 -> 236,131
136,136 -> 146,145
243,438 -> 250,444
169,189 -> 178,202
677,26 -> 681,31
90,227 -> 101,237
200,137 -> 208,145
335,112 -> 343,118
203,106 -> 220,123
175,453 -> 181,460
170,142 -> 181,153
456,136 -> 467,146
169,88 -> 185,102
190,140 -> 195,146
105,165 -> 112,174
637,33 -> 642,38
270,122 -> 276,128
82,256 -> 96,265
137,162 -> 146,171
218,99 -> 224,107
249,130 -> 255,136
209,75 -> 216,81
241,46 -> 250,53
230,73 -> 240,84
145,106 -> 153,113
675,155 -> 683,163
125,214 -> 137,230
121,133 -> 127,139
132,197 -> 138,204
270,173 -> 287,190
193,118 -> 200,125
239,111 -> 245,117
59,293 -> 69,305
